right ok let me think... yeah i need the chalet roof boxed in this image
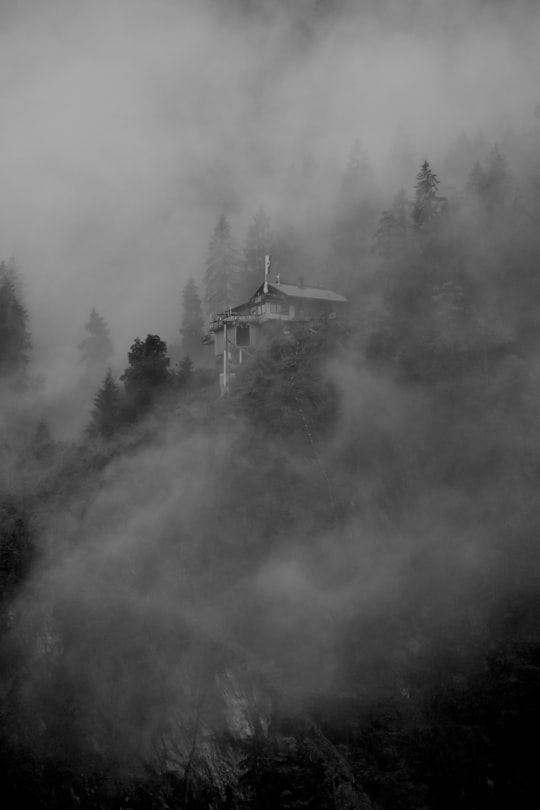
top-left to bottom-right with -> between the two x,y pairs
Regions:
256,282 -> 347,303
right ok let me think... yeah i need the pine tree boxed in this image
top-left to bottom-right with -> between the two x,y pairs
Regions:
179,278 -> 204,361
0,261 -> 31,380
239,206 -> 273,299
121,335 -> 170,412
203,215 -> 240,315
413,161 -> 446,230
372,189 -> 409,260
78,309 -> 113,372
88,369 -> 121,438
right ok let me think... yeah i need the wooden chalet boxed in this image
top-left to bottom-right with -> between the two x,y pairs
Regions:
206,272 -> 347,393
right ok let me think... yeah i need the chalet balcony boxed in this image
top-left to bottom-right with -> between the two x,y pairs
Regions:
209,308 -> 292,332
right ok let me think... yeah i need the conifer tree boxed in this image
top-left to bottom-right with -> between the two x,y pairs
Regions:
179,278 -> 204,361
203,215 -> 240,315
78,309 -> 113,372
239,206 -> 273,299
89,369 -> 121,438
121,335 -> 170,412
0,261 -> 31,380
372,189 -> 409,260
413,160 -> 446,230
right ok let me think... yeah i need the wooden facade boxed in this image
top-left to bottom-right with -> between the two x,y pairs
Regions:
206,280 -> 348,392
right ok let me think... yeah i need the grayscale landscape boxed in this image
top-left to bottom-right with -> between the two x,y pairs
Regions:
1,1 -> 540,807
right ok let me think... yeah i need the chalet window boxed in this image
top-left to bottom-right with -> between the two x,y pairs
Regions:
236,325 -> 250,347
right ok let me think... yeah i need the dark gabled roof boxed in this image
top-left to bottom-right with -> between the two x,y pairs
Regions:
254,282 -> 347,303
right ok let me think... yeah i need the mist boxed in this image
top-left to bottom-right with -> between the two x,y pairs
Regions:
2,0 -> 540,806
0,0 -> 538,414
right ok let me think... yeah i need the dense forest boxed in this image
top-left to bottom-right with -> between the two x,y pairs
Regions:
3,116 -> 540,807
2,0 -> 540,808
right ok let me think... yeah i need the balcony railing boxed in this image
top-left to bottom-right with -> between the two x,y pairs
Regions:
209,312 -> 263,331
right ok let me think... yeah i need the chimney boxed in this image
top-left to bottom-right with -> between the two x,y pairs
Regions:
264,255 -> 271,294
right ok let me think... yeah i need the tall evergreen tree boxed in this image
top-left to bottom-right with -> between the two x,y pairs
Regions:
78,309 -> 113,372
0,261 -> 31,380
203,215 -> 240,315
239,206 -> 273,299
413,160 -> 446,230
88,369 -> 121,438
179,278 -> 204,361
372,188 -> 409,260
121,335 -> 170,413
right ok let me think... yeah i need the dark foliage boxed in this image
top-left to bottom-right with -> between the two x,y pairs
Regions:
0,499 -> 34,603
179,278 -> 205,362
0,261 -> 31,381
88,369 -> 121,438
413,160 -> 446,230
120,334 -> 171,415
